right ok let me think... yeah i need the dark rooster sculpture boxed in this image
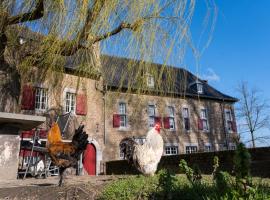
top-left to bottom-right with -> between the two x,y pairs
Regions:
46,123 -> 88,186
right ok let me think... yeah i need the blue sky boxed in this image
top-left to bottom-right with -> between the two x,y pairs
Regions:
101,0 -> 270,146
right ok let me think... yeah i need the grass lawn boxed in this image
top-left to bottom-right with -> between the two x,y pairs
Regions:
98,174 -> 270,200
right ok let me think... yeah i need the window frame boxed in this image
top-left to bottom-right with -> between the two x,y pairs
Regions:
200,108 -> 209,132
165,146 -> 179,155
146,73 -> 155,88
182,107 -> 191,131
197,82 -> 203,94
34,87 -> 48,112
167,106 -> 175,130
65,91 -> 76,114
148,104 -> 156,128
224,109 -> 233,133
204,144 -> 212,152
185,145 -> 198,154
118,102 -> 127,128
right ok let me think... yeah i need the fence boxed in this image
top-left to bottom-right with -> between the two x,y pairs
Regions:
105,147 -> 270,178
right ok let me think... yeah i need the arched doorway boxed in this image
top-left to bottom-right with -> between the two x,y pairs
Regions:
83,143 -> 96,175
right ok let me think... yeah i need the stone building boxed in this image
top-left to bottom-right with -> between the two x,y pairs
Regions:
0,27 -> 238,176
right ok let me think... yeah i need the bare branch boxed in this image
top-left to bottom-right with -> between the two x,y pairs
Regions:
7,0 -> 44,25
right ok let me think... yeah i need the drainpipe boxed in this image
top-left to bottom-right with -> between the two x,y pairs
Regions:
103,88 -> 107,145
95,81 -> 107,145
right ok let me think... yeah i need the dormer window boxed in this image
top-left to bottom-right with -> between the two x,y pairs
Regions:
197,83 -> 203,94
19,37 -> 26,45
146,73 -> 154,88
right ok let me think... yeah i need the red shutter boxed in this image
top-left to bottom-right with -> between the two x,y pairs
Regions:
21,130 -> 34,138
113,114 -> 120,128
198,118 -> 203,130
163,117 -> 170,129
21,85 -> 35,110
232,121 -> 237,132
76,94 -> 87,115
154,117 -> 162,126
39,129 -> 48,139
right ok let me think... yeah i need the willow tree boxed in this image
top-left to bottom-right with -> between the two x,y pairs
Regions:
0,0 -> 216,112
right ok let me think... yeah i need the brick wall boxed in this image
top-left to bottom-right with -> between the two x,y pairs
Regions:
103,91 -> 237,161
105,147 -> 270,178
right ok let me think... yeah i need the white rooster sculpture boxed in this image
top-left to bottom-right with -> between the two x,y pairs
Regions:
119,123 -> 163,175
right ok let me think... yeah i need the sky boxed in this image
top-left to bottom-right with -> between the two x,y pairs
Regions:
101,0 -> 270,146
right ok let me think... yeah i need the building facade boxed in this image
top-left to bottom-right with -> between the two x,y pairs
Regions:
2,28 -> 238,176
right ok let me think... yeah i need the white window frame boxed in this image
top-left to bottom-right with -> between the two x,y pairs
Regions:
229,143 -> 236,150
35,87 -> 48,112
182,106 -> 191,131
64,88 -> 76,114
204,143 -> 212,152
165,145 -> 179,155
185,144 -> 198,154
225,109 -> 233,133
148,104 -> 156,128
168,106 -> 175,130
146,73 -> 155,88
200,108 -> 209,131
134,137 -> 146,145
197,83 -> 203,94
119,148 -> 124,159
119,102 -> 127,128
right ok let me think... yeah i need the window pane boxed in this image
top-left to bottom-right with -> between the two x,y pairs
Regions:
168,106 -> 174,117
148,105 -> 155,116
183,108 -> 189,118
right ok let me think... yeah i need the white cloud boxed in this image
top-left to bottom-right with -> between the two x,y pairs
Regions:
201,68 -> 220,82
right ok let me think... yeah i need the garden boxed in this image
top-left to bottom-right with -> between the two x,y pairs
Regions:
99,143 -> 270,200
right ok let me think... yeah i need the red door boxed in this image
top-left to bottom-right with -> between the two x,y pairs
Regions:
83,144 -> 96,175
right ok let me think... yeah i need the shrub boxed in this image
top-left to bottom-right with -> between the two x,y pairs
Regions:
179,159 -> 202,185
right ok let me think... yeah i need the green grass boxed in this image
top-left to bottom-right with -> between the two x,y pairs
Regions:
98,174 -> 270,200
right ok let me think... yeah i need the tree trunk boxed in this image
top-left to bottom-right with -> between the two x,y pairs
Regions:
0,31 -> 21,113
251,131 -> 256,148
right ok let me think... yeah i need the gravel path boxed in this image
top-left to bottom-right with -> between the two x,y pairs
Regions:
0,175 -> 119,200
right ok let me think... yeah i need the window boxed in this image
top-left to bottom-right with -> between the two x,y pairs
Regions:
229,143 -> 236,150
134,137 -> 146,145
119,102 -> 127,127
165,146 -> 178,155
168,106 -> 175,130
182,107 -> 190,131
186,146 -> 198,154
200,108 -> 209,131
197,83 -> 203,94
119,148 -> 124,159
65,92 -> 76,113
148,105 -> 156,127
204,145 -> 212,152
35,87 -> 48,111
146,73 -> 154,88
225,109 -> 233,133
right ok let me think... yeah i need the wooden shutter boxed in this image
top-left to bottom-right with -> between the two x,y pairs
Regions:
154,117 -> 161,126
198,118 -> 203,130
113,114 -> 120,128
76,94 -> 87,115
21,85 -> 35,110
232,121 -> 237,132
163,117 -> 170,129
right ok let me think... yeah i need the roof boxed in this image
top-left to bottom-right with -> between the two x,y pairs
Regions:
101,55 -> 238,103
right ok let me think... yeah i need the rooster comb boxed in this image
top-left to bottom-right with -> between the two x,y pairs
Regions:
154,123 -> 161,133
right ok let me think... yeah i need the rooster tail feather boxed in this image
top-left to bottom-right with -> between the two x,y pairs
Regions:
119,138 -> 137,163
72,125 -> 88,158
